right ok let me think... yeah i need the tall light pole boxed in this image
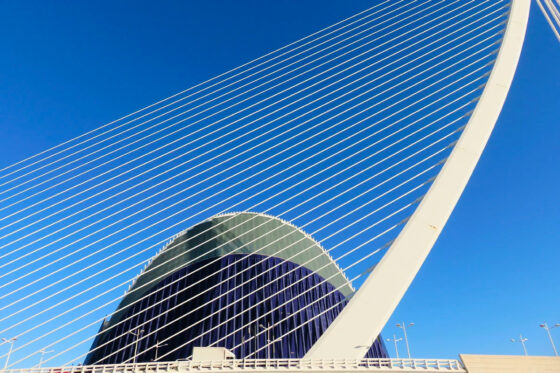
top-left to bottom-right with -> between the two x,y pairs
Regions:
153,341 -> 167,361
249,325 -> 258,357
2,337 -> 17,370
38,349 -> 54,369
385,334 -> 402,359
127,329 -> 144,364
539,322 -> 560,356
259,323 -> 271,359
510,335 -> 528,356
396,322 -> 414,359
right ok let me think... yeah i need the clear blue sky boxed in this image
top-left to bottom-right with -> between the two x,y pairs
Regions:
0,0 -> 558,362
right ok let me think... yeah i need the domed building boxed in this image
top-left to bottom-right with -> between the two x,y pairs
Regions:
85,212 -> 387,364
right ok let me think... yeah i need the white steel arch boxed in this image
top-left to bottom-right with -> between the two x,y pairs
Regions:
305,0 -> 531,359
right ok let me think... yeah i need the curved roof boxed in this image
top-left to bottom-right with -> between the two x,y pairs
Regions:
109,212 -> 353,328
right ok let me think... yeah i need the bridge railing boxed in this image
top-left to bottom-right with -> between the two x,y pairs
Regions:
0,358 -> 465,373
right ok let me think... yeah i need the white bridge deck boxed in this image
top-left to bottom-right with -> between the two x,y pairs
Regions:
1,359 -> 465,373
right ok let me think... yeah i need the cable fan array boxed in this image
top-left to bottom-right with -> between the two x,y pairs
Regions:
536,0 -> 560,42
0,0 -> 512,368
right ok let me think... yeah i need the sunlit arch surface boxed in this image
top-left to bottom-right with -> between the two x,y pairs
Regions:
306,0 -> 530,359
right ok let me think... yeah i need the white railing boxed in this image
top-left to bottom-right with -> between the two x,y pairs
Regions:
0,358 -> 466,373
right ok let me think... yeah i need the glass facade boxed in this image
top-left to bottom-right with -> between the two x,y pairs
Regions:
85,213 -> 387,364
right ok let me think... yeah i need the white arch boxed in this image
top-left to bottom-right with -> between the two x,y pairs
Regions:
305,0 -> 530,359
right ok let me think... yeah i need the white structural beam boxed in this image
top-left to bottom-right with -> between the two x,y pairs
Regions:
305,0 -> 530,359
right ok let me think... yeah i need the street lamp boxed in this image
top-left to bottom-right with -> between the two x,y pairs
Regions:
127,329 -> 144,364
259,323 -> 271,359
2,337 -> 17,370
386,334 -> 402,359
248,325 -> 258,358
38,349 -> 54,369
153,341 -> 167,361
510,335 -> 528,356
396,322 -> 414,359
539,322 -> 560,356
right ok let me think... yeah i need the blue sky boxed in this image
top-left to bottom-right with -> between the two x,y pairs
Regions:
0,0 -> 558,363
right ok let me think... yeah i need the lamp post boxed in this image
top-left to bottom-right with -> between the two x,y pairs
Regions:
259,323 -> 271,359
386,334 -> 402,359
127,329 -> 144,364
2,337 -> 17,370
539,322 -> 560,356
396,322 -> 414,359
153,341 -> 167,361
250,325 -> 258,358
38,349 -> 54,369
510,335 -> 528,356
